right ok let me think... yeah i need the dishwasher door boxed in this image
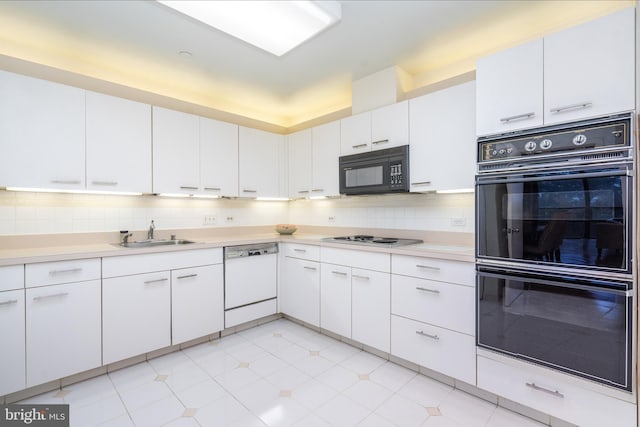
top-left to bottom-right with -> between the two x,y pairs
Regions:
224,252 -> 277,310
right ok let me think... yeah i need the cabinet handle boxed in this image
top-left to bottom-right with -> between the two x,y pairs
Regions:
50,179 -> 81,185
242,189 -> 257,193
293,248 -> 307,253
180,186 -> 199,190
549,102 -> 592,114
371,139 -> 389,145
144,278 -> 169,285
33,292 -> 69,301
499,112 -> 535,123
204,187 -> 221,191
298,190 -> 309,194
525,382 -> 564,398
352,274 -> 370,280
49,268 -> 82,275
416,286 -> 440,295
352,143 -> 368,149
311,189 -> 324,192
416,330 -> 439,340
176,274 -> 198,280
0,299 -> 18,306
416,264 -> 440,271
91,180 -> 118,186
304,266 -> 317,271
331,271 -> 348,276
411,181 -> 432,186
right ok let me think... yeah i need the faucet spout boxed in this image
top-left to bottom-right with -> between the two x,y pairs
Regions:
147,220 -> 156,239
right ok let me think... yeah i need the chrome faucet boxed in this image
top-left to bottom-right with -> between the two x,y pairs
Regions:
147,220 -> 155,239
120,231 -> 133,244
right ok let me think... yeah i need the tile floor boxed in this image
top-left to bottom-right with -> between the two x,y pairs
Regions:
20,319 -> 547,427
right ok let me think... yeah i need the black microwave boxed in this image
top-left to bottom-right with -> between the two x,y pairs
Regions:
339,145 -> 409,195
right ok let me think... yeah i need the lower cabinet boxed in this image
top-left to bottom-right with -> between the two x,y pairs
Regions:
320,264 -> 351,337
103,272 -> 171,364
26,280 -> 102,387
0,288 -> 25,395
352,268 -> 390,353
280,245 -> 320,326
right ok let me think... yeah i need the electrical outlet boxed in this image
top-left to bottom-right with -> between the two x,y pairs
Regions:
203,215 -> 216,225
226,216 -> 234,223
328,216 -> 336,223
450,217 -> 467,227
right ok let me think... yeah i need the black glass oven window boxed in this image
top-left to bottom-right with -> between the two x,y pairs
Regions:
477,272 -> 630,389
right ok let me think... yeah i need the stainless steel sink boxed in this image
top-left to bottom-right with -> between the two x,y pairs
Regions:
117,239 -> 196,248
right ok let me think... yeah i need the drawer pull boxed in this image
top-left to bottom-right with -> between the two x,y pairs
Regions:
352,274 -> 370,280
298,190 -> 309,194
51,179 -> 81,185
176,274 -> 198,280
416,286 -> 440,295
0,299 -> 18,306
372,139 -> 389,145
204,187 -> 221,191
311,189 -> 324,192
33,292 -> 69,301
91,180 -> 118,186
352,143 -> 368,149
331,271 -> 348,276
550,102 -> 592,114
499,112 -> 535,123
179,186 -> 199,190
49,268 -> 83,275
411,181 -> 432,186
416,264 -> 440,271
144,278 -> 169,285
416,330 -> 439,340
304,266 -> 317,271
525,382 -> 564,398
293,248 -> 307,253
242,189 -> 257,193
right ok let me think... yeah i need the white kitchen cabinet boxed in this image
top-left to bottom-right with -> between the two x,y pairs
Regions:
352,268 -> 390,352
310,120 -> 341,197
409,81 -> 476,192
0,265 -> 25,396
86,91 -> 152,194
26,279 -> 102,387
200,117 -> 239,197
279,244 -> 320,326
476,8 -> 634,136
239,126 -> 286,198
341,101 -> 409,155
320,263 -> 351,337
0,70 -> 85,190
172,264 -> 224,344
288,129 -> 313,199
103,271 -> 171,364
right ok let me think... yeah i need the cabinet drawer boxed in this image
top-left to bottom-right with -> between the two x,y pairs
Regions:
321,247 -> 390,272
26,258 -> 100,288
391,255 -> 473,285
477,354 -> 636,427
0,265 -> 24,292
281,243 -> 320,261
391,274 -> 474,335
103,247 -> 222,277
391,315 -> 475,385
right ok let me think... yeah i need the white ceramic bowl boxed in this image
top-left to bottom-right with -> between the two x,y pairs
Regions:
275,224 -> 297,235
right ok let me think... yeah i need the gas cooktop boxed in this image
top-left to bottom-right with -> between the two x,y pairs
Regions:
322,235 -> 423,247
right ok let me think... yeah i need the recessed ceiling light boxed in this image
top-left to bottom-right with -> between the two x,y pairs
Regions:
158,0 -> 342,57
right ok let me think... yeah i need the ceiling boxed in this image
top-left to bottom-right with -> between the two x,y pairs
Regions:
0,0 -> 633,130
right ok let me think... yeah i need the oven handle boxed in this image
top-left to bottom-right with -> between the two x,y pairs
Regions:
477,169 -> 630,185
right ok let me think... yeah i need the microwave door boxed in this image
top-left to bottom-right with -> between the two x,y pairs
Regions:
341,159 -> 389,194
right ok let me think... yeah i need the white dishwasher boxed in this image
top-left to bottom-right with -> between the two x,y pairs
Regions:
224,242 -> 278,327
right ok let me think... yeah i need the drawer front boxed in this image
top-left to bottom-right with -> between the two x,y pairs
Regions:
0,265 -> 24,292
281,243 -> 320,261
477,355 -> 637,427
391,274 -> 474,335
103,248 -> 222,277
391,315 -> 475,385
26,258 -> 100,287
391,254 -> 473,285
321,247 -> 390,272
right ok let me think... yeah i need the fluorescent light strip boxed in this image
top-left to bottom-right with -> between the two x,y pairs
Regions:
158,193 -> 220,199
435,188 -> 475,194
158,1 -> 341,56
5,187 -> 143,196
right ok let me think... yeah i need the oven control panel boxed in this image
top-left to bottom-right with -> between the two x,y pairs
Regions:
478,118 -> 629,163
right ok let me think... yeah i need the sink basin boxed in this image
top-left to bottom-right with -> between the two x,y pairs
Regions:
117,239 -> 196,248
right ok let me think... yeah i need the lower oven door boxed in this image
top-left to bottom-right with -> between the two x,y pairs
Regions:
477,267 -> 632,390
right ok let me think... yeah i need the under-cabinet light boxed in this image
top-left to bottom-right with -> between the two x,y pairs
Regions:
435,188 -> 475,194
256,197 -> 290,201
157,0 -> 342,56
158,193 -> 220,199
309,196 -> 327,200
5,187 -> 143,196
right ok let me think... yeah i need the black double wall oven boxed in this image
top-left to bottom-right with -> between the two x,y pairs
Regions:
475,113 -> 635,391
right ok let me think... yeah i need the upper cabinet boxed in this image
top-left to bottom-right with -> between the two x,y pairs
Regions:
476,8 -> 635,136
0,70 -> 86,190
340,101 -> 409,155
152,107 -> 239,197
239,127 -> 287,198
86,91 -> 152,194
409,81 -> 476,192
288,129 -> 312,199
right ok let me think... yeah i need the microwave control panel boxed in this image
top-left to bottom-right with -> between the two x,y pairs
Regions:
390,163 -> 403,187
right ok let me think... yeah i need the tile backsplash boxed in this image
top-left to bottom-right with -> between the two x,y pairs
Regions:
0,190 -> 474,236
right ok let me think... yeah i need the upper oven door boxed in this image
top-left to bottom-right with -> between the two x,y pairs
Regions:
476,163 -> 632,274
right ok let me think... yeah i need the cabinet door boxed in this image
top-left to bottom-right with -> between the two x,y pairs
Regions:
311,121 -> 341,197
288,129 -> 312,198
239,127 -> 285,198
152,107 -> 200,195
320,263 -> 351,337
544,8 -> 635,124
103,272 -> 171,364
0,70 -> 85,190
26,280 -> 101,387
172,264 -> 224,344
409,81 -> 476,192
280,256 -> 320,326
0,289 -> 25,395
340,112 -> 371,155
476,39 -> 543,136
200,117 -> 239,198
352,268 -> 390,353
86,91 -> 152,193
371,100 -> 409,150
